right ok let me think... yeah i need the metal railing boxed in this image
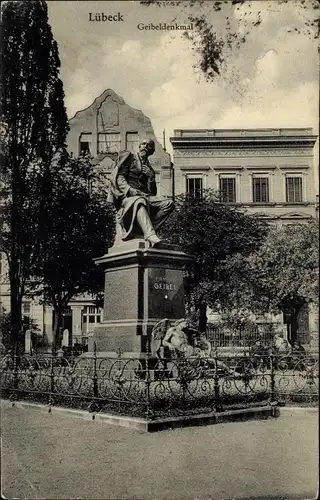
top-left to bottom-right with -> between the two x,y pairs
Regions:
206,325 -> 312,349
206,324 -> 269,348
1,347 -> 318,420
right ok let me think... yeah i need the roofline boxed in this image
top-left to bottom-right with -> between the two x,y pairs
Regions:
170,134 -> 318,150
172,127 -> 315,135
170,128 -> 317,146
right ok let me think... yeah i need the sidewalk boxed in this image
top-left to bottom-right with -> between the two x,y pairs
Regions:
1,401 -> 318,500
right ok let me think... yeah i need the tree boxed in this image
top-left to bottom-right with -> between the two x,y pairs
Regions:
0,1 -> 69,350
141,0 -> 319,82
184,0 -> 319,83
225,220 -> 319,343
161,190 -> 268,331
29,153 -> 116,350
0,304 -> 40,354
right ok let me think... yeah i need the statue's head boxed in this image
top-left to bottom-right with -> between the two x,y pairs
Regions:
139,139 -> 155,159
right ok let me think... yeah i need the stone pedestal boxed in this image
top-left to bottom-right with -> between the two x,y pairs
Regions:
88,240 -> 191,357
62,329 -> 69,348
25,329 -> 32,354
71,305 -> 83,336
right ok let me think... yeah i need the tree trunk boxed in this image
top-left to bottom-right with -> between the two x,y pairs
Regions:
197,301 -> 207,334
52,306 -> 64,353
287,306 -> 302,345
9,154 -> 24,354
9,264 -> 23,354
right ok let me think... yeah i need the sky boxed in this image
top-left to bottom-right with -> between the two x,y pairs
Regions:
47,0 -> 319,160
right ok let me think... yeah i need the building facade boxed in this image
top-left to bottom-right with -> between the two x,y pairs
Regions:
170,128 -> 317,223
0,89 -> 173,347
67,88 -> 173,196
170,128 -> 318,345
1,98 -> 318,348
62,89 -> 174,343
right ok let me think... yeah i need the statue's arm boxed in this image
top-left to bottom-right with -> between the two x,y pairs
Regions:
162,330 -> 175,349
148,177 -> 157,196
114,152 -> 136,196
147,164 -> 157,196
117,174 -> 133,196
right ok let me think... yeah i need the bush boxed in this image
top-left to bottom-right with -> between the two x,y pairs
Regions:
0,307 -> 42,352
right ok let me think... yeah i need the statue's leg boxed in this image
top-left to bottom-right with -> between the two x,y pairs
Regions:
149,199 -> 175,232
114,223 -> 124,246
136,205 -> 161,247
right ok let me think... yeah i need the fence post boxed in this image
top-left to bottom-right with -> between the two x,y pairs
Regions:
48,353 -> 55,409
144,337 -> 154,421
88,342 -> 100,413
93,341 -> 98,398
214,349 -> 222,412
269,353 -> 275,404
10,344 -> 19,402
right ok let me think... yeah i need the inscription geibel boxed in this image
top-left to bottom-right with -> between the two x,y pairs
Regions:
153,282 -> 176,291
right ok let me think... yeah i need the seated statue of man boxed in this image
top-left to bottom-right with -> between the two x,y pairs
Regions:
108,139 -> 174,247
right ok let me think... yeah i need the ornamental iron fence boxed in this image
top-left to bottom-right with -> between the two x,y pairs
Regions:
206,324 -> 272,349
206,324 -> 311,349
0,346 -> 318,420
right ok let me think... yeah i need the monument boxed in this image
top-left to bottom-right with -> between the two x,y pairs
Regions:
88,139 -> 191,357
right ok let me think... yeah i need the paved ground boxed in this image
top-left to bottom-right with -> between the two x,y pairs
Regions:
1,402 -> 318,500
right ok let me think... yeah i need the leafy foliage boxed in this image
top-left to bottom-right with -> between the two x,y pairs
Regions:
222,220 -> 319,341
247,220 -> 319,312
29,152 -> 116,345
141,0 -> 319,81
0,304 -> 40,352
161,190 -> 268,328
0,0 -> 69,345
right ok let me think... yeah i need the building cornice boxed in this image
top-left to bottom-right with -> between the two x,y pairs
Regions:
170,135 -> 317,150
278,165 -> 309,170
173,148 -> 313,157
180,165 -> 211,171
213,166 -> 244,171
246,165 -> 277,170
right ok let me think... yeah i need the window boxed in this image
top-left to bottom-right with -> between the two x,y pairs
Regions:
253,177 -> 269,203
286,177 -> 302,202
79,133 -> 92,155
82,306 -> 103,334
126,132 -> 139,153
22,302 -> 31,316
220,178 -> 236,203
186,177 -> 203,199
98,133 -> 120,153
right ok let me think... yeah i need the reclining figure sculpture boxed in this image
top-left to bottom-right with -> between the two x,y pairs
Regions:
151,319 -> 248,377
151,318 -> 211,359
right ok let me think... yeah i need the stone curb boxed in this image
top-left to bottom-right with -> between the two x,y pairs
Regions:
277,406 -> 319,413
1,399 -> 281,432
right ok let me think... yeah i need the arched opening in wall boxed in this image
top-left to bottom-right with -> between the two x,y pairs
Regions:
51,307 -> 72,341
283,303 -> 310,345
